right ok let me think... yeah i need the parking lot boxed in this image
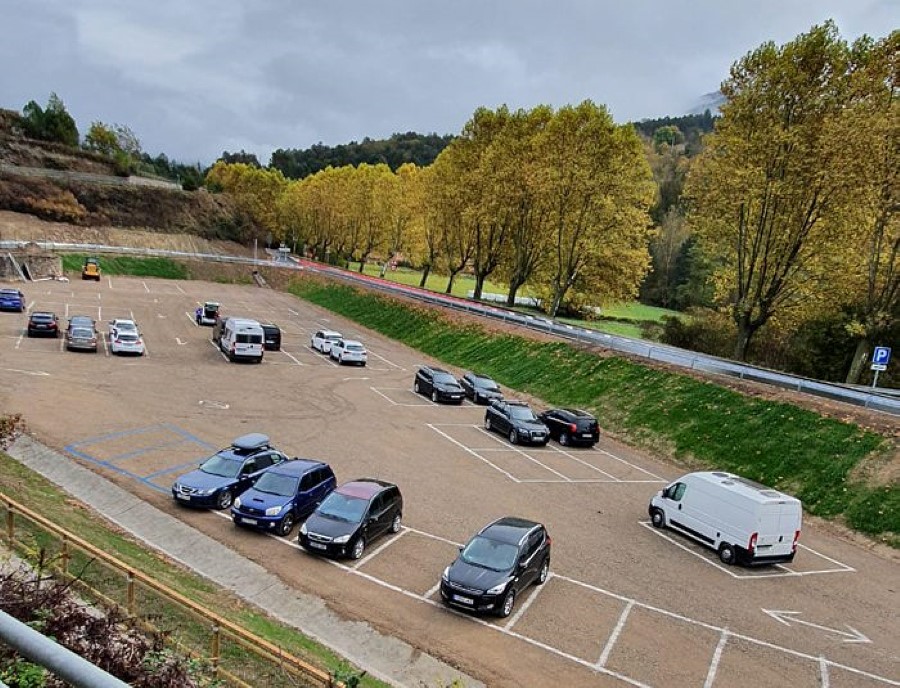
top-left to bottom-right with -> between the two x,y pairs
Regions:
1,276 -> 897,687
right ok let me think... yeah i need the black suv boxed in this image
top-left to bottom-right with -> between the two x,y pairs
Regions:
299,479 -> 403,560
414,366 -> 465,404
458,372 -> 503,405
484,400 -> 549,445
260,323 -> 281,351
441,517 -> 551,618
538,408 -> 600,447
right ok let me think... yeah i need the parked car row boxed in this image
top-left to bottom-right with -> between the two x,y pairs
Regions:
17,307 -> 146,356
171,433 -> 551,618
310,329 -> 368,366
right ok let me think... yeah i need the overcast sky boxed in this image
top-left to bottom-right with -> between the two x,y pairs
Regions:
2,0 -> 897,165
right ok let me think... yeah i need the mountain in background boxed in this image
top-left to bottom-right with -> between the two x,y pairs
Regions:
687,90 -> 725,115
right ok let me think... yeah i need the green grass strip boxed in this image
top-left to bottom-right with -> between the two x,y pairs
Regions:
61,253 -> 189,280
288,278 -> 897,546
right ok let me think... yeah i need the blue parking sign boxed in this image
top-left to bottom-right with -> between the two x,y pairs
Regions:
872,346 -> 891,366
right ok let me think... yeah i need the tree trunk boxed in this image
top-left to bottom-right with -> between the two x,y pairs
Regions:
506,283 -> 520,307
446,269 -> 462,295
733,322 -> 756,361
549,285 -> 565,318
419,265 -> 431,288
845,338 -> 871,384
473,274 -> 486,301
358,254 -> 368,273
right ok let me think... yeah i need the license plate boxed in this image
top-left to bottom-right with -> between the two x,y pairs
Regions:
453,595 -> 474,605
308,541 -> 327,550
241,518 -> 257,525
582,433 -> 593,438
176,493 -> 190,501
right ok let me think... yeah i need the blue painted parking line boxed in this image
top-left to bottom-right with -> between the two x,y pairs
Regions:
107,438 -> 196,463
64,424 -> 216,494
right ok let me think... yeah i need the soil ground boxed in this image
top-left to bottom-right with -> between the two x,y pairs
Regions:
0,276 -> 896,688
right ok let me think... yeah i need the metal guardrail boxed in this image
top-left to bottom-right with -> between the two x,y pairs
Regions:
1,494 -> 340,688
2,238 -> 897,416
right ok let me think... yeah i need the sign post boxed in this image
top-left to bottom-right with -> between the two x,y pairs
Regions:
870,346 -> 891,389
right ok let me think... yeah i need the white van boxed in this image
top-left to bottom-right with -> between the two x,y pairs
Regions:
219,318 -> 264,363
649,471 -> 801,566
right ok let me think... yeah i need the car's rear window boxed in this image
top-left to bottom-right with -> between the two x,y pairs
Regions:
118,333 -> 138,342
346,344 -> 365,352
1,290 -> 21,297
72,328 -> 94,338
31,314 -> 54,321
236,333 -> 262,344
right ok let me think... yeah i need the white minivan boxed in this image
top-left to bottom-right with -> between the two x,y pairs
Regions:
219,318 -> 264,363
649,471 -> 802,566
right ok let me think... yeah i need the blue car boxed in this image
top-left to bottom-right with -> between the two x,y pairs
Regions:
171,433 -> 288,510
0,289 -> 25,312
231,459 -> 337,536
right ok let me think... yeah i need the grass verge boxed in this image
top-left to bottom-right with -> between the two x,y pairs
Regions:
61,253 -> 189,280
0,451 -> 389,688
288,278 -> 898,546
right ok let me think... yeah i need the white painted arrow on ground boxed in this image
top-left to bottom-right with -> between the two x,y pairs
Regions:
763,610 -> 871,643
175,338 -> 187,346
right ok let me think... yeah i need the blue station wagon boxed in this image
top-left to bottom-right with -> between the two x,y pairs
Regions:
231,459 -> 337,536
171,434 -> 288,510
0,289 -> 25,312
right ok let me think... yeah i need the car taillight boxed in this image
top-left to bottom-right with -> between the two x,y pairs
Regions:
792,530 -> 801,552
748,532 -> 758,552
569,423 -> 578,433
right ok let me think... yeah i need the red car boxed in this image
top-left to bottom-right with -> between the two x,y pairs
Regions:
27,311 -> 60,338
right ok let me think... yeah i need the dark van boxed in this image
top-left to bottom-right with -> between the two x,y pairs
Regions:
261,323 -> 282,351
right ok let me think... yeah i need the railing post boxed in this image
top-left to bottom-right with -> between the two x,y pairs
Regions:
210,625 -> 220,677
60,536 -> 70,576
5,501 -> 13,548
126,572 -> 136,616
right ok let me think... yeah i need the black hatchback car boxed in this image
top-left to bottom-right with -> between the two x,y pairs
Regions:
299,479 -> 403,560
538,408 -> 600,447
441,517 -> 551,618
260,323 -> 281,351
27,311 -> 60,337
414,366 -> 465,404
458,372 -> 503,405
484,400 -> 549,446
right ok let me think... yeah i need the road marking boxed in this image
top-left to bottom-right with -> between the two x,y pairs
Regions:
475,426 -> 571,481
595,447 -> 663,480
546,443 -> 622,481
353,529 -> 408,569
64,303 -> 69,318
703,629 -> 729,688
342,376 -> 370,381
504,580 -> 546,630
174,284 -> 186,295
198,400 -> 230,410
185,311 -> 199,326
762,610 -> 870,643
424,581 -> 442,599
597,600 -> 633,667
142,281 -> 150,293
428,424 -> 521,482
176,337 -> 187,346
639,522 -> 855,579
2,368 -> 50,376
14,330 -> 24,349
279,350 -> 305,366
366,349 -> 405,370
208,338 -> 229,361
820,656 -> 831,688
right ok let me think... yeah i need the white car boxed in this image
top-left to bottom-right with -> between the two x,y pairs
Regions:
311,329 -> 343,354
110,330 -> 145,356
109,319 -> 139,337
329,339 -> 367,366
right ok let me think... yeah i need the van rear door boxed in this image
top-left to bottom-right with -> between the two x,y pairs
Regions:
756,502 -> 800,557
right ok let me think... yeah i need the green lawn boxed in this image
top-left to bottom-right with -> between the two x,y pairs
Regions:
347,261 -> 514,299
61,253 -> 188,280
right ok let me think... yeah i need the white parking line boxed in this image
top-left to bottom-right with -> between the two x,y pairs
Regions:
174,284 -> 186,295
279,350 -> 305,366
703,629 -> 729,688
545,443 -> 621,481
107,277 -> 113,289
185,311 -> 199,327
353,529 -> 408,569
597,599 -> 633,667
142,281 -> 150,293
366,349 -> 405,370
475,426 -> 571,481
208,338 -> 228,361
428,424 -> 521,482
595,448 -> 663,480
638,522 -> 855,579
504,581 -> 546,629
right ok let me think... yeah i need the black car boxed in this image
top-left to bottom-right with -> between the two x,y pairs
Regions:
414,366 -> 465,404
458,372 -> 503,405
260,323 -> 281,351
441,517 -> 551,618
171,433 -> 289,509
27,311 -> 60,337
484,400 -> 549,445
538,408 -> 600,447
299,479 -> 403,560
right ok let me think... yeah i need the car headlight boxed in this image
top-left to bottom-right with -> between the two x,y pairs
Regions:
333,534 -> 351,544
265,505 -> 283,516
299,523 -> 307,535
486,581 -> 509,595
441,566 -> 450,582
517,427 -> 529,435
233,497 -> 242,508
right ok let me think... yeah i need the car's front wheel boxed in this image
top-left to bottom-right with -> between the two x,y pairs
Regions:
485,416 -> 492,431
216,490 -> 234,510
277,513 -> 295,536
650,508 -> 666,529
498,589 -> 516,618
559,432 -> 570,446
414,380 -> 420,394
508,429 -> 517,445
431,390 -> 438,403
350,537 -> 365,560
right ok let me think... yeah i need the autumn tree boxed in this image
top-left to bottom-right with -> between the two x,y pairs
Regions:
831,31 -> 900,382
537,101 -> 654,316
685,22 -> 856,360
206,162 -> 287,243
379,163 -> 424,277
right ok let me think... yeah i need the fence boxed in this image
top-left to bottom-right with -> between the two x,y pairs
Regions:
0,494 -> 340,688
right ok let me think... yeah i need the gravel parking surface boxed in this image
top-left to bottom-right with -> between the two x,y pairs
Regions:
1,276 -> 898,688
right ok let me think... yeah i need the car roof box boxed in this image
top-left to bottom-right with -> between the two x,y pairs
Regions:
231,433 -> 270,451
